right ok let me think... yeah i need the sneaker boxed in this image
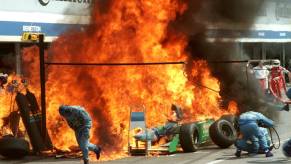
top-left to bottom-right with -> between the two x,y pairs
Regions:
265,151 -> 273,157
235,150 -> 241,157
94,146 -> 102,160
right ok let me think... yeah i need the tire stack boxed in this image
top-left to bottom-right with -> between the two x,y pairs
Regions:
0,135 -> 29,159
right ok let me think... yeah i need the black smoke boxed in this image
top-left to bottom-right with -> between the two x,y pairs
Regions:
171,0 -> 279,119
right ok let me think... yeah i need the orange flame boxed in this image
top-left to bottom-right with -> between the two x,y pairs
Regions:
0,0 -> 238,161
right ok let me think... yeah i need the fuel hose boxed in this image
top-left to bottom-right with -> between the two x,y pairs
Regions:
269,127 -> 280,149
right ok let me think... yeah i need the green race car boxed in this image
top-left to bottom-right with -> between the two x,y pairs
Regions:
129,114 -> 237,155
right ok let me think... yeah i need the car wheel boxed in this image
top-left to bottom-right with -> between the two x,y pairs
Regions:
219,114 -> 239,131
180,123 -> 199,152
209,119 -> 237,148
0,135 -> 30,159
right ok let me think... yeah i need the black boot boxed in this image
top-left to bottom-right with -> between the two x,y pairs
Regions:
84,159 -> 89,164
265,150 -> 273,157
94,146 -> 102,160
235,150 -> 241,157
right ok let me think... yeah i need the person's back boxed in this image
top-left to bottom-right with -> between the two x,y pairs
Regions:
238,111 -> 273,127
60,105 -> 92,130
239,111 -> 257,124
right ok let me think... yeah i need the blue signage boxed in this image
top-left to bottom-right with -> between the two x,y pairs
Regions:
0,21 -> 83,37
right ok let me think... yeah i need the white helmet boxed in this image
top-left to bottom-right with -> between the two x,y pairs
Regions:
272,60 -> 280,66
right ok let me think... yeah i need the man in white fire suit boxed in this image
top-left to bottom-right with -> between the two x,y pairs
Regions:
59,105 -> 101,164
253,61 -> 269,93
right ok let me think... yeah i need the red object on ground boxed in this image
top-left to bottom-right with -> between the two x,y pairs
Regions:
269,66 -> 291,104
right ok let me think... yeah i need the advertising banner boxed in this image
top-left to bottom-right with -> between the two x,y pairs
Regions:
0,0 -> 91,42
1,0 -> 91,16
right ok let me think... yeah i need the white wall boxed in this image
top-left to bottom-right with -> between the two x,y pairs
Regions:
0,0 -> 92,41
1,0 -> 91,16
253,0 -> 291,31
0,0 -> 91,24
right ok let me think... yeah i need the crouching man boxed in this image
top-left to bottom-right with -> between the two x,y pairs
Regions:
59,105 -> 101,164
235,111 -> 274,158
235,127 -> 273,156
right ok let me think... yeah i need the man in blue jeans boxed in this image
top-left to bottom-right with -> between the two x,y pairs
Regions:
59,105 -> 101,164
235,111 -> 274,158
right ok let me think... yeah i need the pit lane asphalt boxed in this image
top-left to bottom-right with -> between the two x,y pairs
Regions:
100,108 -> 291,164
1,109 -> 291,164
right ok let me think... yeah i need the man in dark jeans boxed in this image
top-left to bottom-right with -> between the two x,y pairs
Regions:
59,105 -> 101,164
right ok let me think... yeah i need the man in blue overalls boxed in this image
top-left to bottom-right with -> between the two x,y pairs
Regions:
235,127 -> 273,155
59,105 -> 101,164
235,111 -> 274,158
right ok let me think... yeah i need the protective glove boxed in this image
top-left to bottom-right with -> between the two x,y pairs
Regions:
257,119 -> 272,128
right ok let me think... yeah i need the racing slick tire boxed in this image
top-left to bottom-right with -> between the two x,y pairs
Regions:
219,114 -> 239,131
180,123 -> 199,152
0,135 -> 30,159
209,119 -> 237,148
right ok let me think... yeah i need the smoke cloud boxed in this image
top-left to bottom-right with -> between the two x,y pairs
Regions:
171,0 -> 279,119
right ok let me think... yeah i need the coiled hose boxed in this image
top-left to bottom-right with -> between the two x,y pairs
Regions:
269,127 -> 280,149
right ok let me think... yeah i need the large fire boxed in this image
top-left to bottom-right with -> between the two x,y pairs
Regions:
0,0 -> 238,161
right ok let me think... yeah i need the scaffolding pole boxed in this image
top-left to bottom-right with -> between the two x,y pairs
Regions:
38,34 -> 46,143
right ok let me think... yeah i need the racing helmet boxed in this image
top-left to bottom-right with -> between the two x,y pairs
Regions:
282,139 -> 291,157
171,104 -> 183,121
272,60 -> 280,66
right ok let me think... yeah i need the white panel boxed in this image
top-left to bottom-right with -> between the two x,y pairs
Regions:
0,11 -> 90,24
1,0 -> 91,16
